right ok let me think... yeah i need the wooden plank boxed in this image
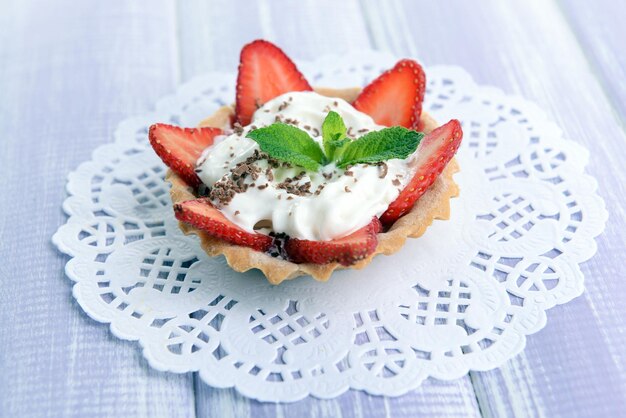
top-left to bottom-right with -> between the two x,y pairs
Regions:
360,0 -> 626,416
176,0 -> 263,79
0,1 -> 196,417
176,0 -> 373,79
559,0 -> 626,127
195,377 -> 481,418
177,1 -> 482,416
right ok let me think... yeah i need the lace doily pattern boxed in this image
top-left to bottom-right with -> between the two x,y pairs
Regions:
53,52 -> 607,402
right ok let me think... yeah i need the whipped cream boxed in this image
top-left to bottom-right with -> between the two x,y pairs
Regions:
196,92 -> 416,241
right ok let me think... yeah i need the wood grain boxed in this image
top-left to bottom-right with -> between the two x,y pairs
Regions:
1,0 -> 624,416
177,1 -> 481,416
0,1 -> 195,417
559,0 -> 626,128
361,0 -> 626,416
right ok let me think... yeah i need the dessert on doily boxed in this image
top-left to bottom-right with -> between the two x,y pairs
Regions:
148,40 -> 463,283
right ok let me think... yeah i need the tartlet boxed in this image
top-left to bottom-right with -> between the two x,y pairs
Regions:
149,40 -> 463,284
167,87 -> 459,284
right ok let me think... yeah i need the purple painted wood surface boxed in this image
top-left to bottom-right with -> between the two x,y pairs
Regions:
0,0 -> 624,417
0,1 -> 195,417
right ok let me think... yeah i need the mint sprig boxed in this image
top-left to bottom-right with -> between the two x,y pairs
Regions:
337,127 -> 423,168
321,111 -> 347,161
246,112 -> 422,171
246,123 -> 326,171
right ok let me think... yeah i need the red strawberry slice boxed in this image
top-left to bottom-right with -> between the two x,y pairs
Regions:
149,123 -> 222,188
285,218 -> 382,266
174,198 -> 273,251
353,59 -> 426,129
380,119 -> 463,226
235,40 -> 312,126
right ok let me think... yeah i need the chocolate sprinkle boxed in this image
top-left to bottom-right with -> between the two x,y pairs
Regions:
233,122 -> 244,135
378,162 -> 388,179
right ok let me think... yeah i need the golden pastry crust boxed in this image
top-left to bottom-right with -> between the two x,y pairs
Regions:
166,87 -> 459,284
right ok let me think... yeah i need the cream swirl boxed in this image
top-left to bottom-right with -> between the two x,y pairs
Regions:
196,91 -> 416,241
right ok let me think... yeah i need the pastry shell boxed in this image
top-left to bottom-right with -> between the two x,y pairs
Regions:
166,87 -> 459,284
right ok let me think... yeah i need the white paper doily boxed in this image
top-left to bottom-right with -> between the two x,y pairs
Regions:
52,51 -> 607,402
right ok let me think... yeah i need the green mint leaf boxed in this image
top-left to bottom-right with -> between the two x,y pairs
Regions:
328,137 -> 351,161
321,111 -> 347,160
246,123 -> 325,171
337,127 -> 423,168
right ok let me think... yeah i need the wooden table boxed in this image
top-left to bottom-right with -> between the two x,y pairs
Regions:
1,1 -> 624,416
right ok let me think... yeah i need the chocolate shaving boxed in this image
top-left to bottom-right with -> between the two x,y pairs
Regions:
344,186 -> 351,193
392,178 -> 401,186
233,122 -> 244,135
314,183 -> 326,195
378,162 -> 388,179
208,149 -> 296,205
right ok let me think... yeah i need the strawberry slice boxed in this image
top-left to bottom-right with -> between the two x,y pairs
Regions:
380,119 -> 463,226
285,218 -> 382,266
149,123 -> 222,188
174,198 -> 273,251
235,40 -> 312,126
353,59 -> 426,129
